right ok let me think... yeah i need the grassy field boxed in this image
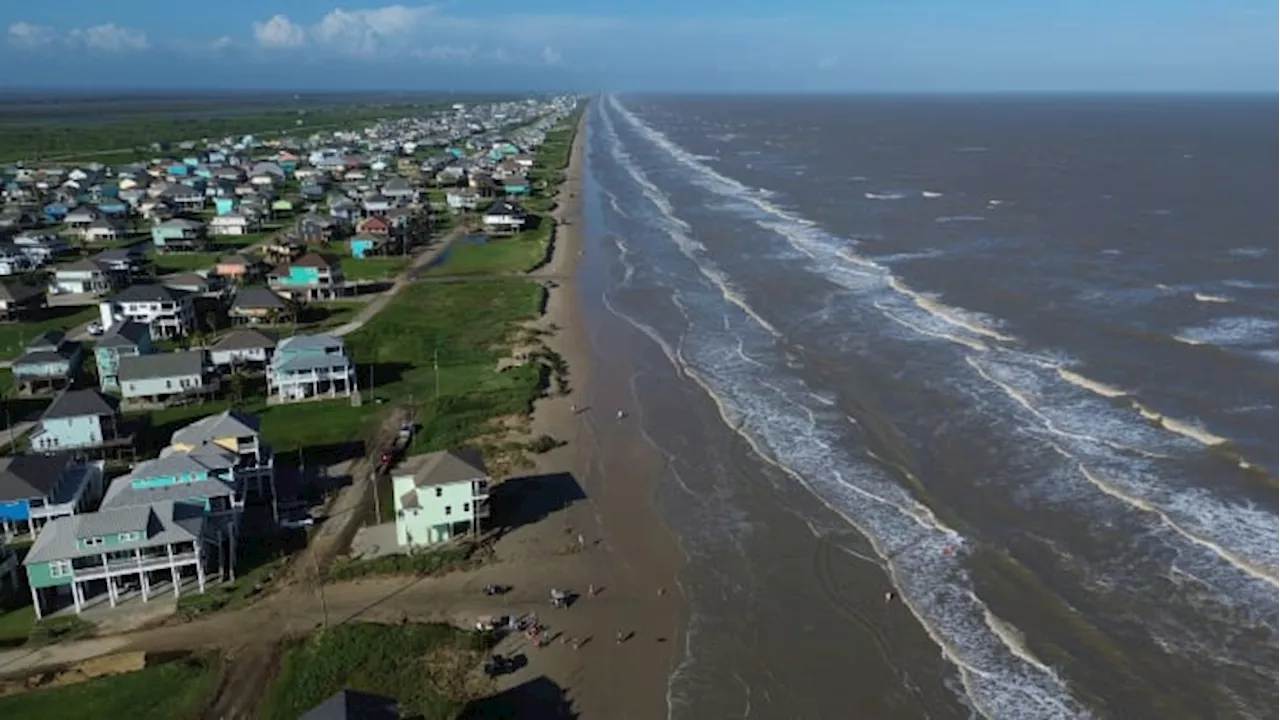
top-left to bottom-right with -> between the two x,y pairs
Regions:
148,250 -> 223,274
0,306 -> 99,361
424,229 -> 550,277
0,653 -> 222,720
343,256 -> 411,281
0,104 -> 434,163
0,603 -> 35,648
328,541 -> 478,582
256,623 -> 491,720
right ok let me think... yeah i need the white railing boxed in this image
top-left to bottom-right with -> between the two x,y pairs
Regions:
72,551 -> 198,580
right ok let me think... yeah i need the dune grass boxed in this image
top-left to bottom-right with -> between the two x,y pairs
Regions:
0,653 -> 221,720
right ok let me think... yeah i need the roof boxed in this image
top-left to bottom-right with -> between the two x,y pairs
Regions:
27,330 -> 66,351
231,286 -> 286,311
170,409 -> 261,447
292,252 -> 338,269
483,200 -> 526,216
113,283 -> 190,304
42,388 -> 119,420
97,319 -> 151,349
395,449 -> 489,488
116,349 -> 204,381
0,453 -> 73,502
276,334 -> 345,354
300,689 -> 400,720
212,328 -> 277,352
101,455 -> 237,510
24,500 -> 207,564
56,258 -> 105,273
0,281 -> 44,304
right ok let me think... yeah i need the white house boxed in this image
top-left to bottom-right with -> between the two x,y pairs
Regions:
209,213 -> 256,236
481,201 -> 527,235
103,284 -> 196,339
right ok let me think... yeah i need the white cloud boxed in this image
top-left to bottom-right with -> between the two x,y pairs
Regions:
253,14 -> 307,48
212,35 -> 234,50
69,24 -> 149,52
541,46 -> 563,66
7,22 -> 55,48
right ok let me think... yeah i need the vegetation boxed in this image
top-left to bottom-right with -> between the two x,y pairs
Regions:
0,653 -> 222,720
343,256 -> 411,281
328,542 -> 479,582
256,623 -> 493,720
0,306 -> 98,361
0,104 -> 435,163
424,228 -> 550,276
27,615 -> 96,645
0,602 -> 35,648
148,250 -> 223,274
176,551 -> 290,620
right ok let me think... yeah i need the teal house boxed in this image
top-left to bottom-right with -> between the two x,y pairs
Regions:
349,234 -> 383,258
214,197 -> 239,216
30,388 -> 124,453
392,450 -> 490,548
151,218 -> 207,251
166,163 -> 189,177
502,179 -> 530,196
267,252 -> 345,301
21,410 -> 274,617
94,319 -> 153,391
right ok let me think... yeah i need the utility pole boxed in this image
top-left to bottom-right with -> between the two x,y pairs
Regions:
433,348 -> 440,401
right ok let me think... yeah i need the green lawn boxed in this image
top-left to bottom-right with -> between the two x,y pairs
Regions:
255,623 -> 491,720
343,257 -> 410,281
0,306 -> 99,360
328,542 -> 477,582
149,251 -> 222,274
0,653 -> 221,720
424,226 -> 551,277
0,603 -> 35,648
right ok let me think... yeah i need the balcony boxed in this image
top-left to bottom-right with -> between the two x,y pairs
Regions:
72,551 -> 199,580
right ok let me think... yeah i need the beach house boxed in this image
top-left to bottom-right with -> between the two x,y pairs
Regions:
266,334 -> 358,403
30,388 -> 126,453
20,410 -> 273,617
392,450 -> 490,548
106,285 -> 197,339
11,331 -> 83,396
94,319 -> 153,391
151,218 -> 208,252
268,252 -> 346,301
117,349 -> 216,403
480,201 -> 527,235
0,454 -> 104,537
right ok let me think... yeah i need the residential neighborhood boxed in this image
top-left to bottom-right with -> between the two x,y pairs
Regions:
0,94 -> 580,624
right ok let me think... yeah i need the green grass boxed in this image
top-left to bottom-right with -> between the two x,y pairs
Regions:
0,653 -> 222,720
0,104 -> 438,163
0,306 -> 99,361
0,603 -> 35,648
27,615 -> 96,646
343,257 -> 410,281
424,225 -> 551,277
329,542 -> 478,582
176,553 -> 289,620
256,623 -> 491,720
148,250 -> 223,274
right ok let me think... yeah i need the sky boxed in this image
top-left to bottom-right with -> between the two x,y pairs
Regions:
0,1 -> 1275,92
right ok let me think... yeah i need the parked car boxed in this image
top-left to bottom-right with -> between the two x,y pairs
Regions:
86,321 -> 103,336
280,516 -> 315,530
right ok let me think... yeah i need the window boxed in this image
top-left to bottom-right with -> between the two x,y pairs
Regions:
117,531 -> 141,543
463,502 -> 470,513
444,505 -> 452,516
49,560 -> 72,578
82,536 -> 104,548
435,487 -> 442,498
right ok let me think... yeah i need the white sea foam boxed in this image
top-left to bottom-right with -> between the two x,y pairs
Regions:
605,95 -> 1090,719
922,190 -> 944,198
1193,293 -> 1231,304
936,216 -> 986,224
865,191 -> 910,200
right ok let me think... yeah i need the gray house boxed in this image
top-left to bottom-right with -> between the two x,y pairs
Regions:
11,331 -> 82,395
95,319 -> 153,392
210,328 -> 277,368
0,454 -> 104,537
117,350 -> 215,403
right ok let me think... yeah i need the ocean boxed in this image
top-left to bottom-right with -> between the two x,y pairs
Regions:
577,94 -> 1278,719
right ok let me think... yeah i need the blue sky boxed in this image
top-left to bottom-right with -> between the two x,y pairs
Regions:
1,1 -> 1275,91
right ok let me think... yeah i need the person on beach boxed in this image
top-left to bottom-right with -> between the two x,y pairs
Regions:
616,631 -> 626,644
577,533 -> 585,549
588,583 -> 596,597
885,591 -> 897,604
616,409 -> 626,420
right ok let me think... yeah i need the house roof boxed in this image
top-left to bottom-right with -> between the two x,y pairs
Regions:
483,200 -> 526,216
56,257 -> 105,273
276,333 -> 344,353
116,349 -> 204,382
24,500 -> 207,564
0,281 -> 45,304
0,453 -> 73,502
42,388 -> 119,420
27,330 -> 67,351
97,319 -> 150,349
395,449 -> 489,489
230,286 -> 286,311
212,328 -> 278,352
160,273 -> 213,291
101,455 -> 238,510
292,252 -> 338,269
170,409 -> 261,447
113,283 -> 190,304
300,689 -> 400,720
156,217 -> 204,230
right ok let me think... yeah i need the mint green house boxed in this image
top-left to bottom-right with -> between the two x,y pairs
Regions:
21,410 -> 273,617
393,450 -> 490,548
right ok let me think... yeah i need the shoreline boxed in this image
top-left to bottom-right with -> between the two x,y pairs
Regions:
517,103 -> 687,717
